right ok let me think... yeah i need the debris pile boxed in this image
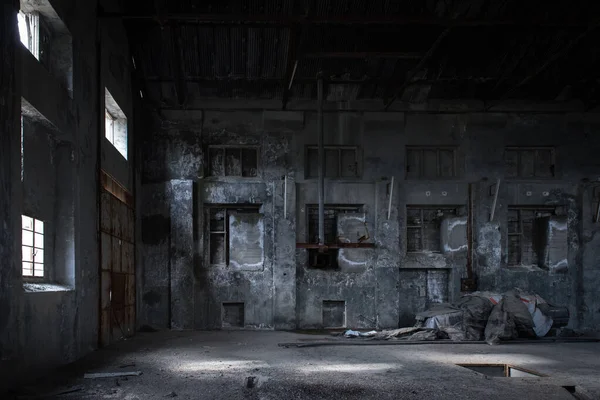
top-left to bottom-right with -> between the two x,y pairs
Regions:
343,288 -> 566,345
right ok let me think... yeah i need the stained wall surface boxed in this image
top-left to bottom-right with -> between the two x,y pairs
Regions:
141,108 -> 600,332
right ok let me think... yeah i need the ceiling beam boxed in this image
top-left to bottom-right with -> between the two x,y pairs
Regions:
489,23 -> 599,110
384,28 -> 452,110
99,12 -> 596,28
143,76 -> 498,85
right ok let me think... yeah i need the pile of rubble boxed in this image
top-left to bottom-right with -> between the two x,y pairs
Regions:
344,288 -> 568,345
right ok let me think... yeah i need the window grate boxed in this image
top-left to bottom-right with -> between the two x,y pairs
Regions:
22,215 -> 44,278
406,207 -> 458,253
306,205 -> 362,269
507,207 -> 554,266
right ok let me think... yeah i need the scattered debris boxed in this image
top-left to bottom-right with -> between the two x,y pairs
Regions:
246,376 -> 258,389
343,330 -> 377,338
84,371 -> 142,379
165,391 -> 178,397
16,385 -> 83,399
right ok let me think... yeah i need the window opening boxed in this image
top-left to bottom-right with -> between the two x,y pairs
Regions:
306,205 -> 362,269
505,147 -> 555,178
105,89 -> 128,159
406,207 -> 458,253
22,215 -> 44,277
507,207 -> 555,266
17,11 -> 39,59
306,146 -> 358,179
208,146 -> 258,177
206,205 -> 261,265
406,146 -> 457,179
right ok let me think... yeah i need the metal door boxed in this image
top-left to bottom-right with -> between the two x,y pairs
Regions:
99,170 -> 135,347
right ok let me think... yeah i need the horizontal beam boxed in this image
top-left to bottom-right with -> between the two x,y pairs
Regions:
144,76 -> 497,84
99,12 -> 596,28
296,243 -> 376,249
303,52 -> 424,59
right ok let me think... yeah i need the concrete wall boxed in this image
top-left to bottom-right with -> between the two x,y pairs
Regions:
0,0 -> 134,390
141,107 -> 600,332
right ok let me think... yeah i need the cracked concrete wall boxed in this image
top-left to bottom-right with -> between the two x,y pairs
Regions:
141,106 -> 600,332
0,0 -> 134,390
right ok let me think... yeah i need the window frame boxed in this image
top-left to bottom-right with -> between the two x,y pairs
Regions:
22,215 -> 45,279
206,145 -> 260,178
506,206 -> 556,267
305,204 -> 363,269
504,146 -> 556,179
305,145 -> 360,179
205,205 -> 262,266
405,146 -> 458,180
406,206 -> 460,254
105,109 -> 116,144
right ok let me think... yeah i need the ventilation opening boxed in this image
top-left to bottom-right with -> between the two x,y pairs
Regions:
322,300 -> 346,328
222,302 -> 244,328
457,364 -> 545,378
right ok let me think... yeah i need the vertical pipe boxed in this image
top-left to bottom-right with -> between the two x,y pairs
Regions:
490,178 -> 501,222
283,175 -> 288,219
387,176 -> 395,220
317,72 -> 325,245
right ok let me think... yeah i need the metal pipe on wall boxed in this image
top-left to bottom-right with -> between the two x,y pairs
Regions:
317,72 -> 325,245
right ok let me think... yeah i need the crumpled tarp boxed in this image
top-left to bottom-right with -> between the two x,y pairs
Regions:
339,288 -> 556,345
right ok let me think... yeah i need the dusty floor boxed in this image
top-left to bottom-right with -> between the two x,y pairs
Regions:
6,331 -> 600,400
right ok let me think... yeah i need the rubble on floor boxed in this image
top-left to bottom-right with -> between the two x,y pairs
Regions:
342,288 -> 568,345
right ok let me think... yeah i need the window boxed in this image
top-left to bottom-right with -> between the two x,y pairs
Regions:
22,215 -> 44,277
105,89 -> 128,159
206,205 -> 262,268
507,207 -> 555,266
406,146 -> 457,179
406,207 -> 458,252
505,147 -> 555,178
306,205 -> 363,268
208,146 -> 258,177
306,146 -> 358,178
17,11 -> 39,59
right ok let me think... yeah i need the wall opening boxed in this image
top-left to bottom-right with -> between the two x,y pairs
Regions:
105,89 -> 128,160
222,302 -> 245,328
406,206 -> 461,253
305,145 -> 359,178
207,146 -> 258,177
205,205 -> 263,268
18,0 -> 74,94
306,204 -> 364,269
322,300 -> 346,328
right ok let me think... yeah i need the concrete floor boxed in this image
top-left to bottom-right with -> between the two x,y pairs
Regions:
6,331 -> 600,400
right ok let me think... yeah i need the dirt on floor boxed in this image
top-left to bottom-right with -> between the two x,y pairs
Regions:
4,331 -> 600,400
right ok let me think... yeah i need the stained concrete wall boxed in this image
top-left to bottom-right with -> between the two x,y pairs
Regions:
0,0 -> 135,390
141,106 -> 600,333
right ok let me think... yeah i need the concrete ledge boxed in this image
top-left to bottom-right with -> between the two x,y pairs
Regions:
23,282 -> 73,293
